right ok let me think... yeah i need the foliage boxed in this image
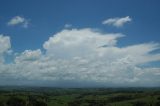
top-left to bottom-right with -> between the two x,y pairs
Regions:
0,87 -> 159,106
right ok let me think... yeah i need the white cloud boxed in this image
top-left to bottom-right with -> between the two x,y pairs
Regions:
0,35 -> 11,54
43,28 -> 124,58
0,35 -> 11,63
15,49 -> 42,63
102,16 -> 132,27
7,16 -> 29,28
64,24 -> 72,28
0,28 -> 160,87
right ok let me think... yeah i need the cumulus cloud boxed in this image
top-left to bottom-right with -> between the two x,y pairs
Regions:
102,16 -> 132,27
7,16 -> 29,28
43,28 -> 124,59
0,35 -> 11,63
0,35 -> 11,54
0,28 -> 160,87
15,49 -> 42,63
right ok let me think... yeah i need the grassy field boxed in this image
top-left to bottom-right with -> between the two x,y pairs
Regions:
0,87 -> 159,106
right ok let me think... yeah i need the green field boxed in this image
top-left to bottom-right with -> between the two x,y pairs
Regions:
0,87 -> 160,106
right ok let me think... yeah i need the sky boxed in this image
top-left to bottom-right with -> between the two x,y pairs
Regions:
0,0 -> 160,87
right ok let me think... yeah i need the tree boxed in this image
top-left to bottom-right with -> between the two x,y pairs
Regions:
7,96 -> 26,106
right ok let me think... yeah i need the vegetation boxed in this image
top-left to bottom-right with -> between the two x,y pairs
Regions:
0,87 -> 159,106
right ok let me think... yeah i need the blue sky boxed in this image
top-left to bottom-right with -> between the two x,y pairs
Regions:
0,0 -> 160,52
0,0 -> 160,87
